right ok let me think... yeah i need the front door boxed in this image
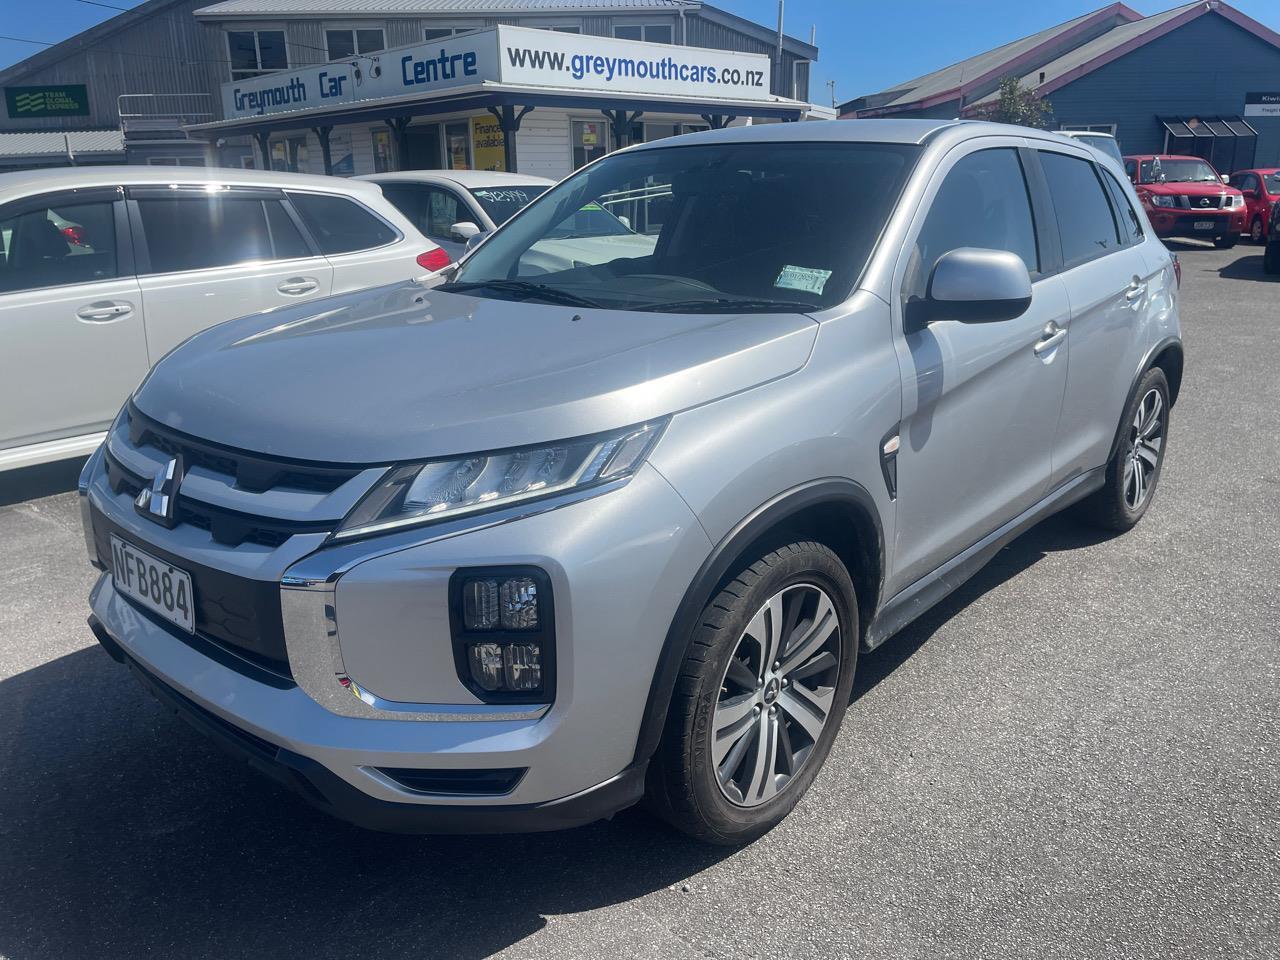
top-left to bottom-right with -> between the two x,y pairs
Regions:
887,144 -> 1071,596
0,190 -> 149,452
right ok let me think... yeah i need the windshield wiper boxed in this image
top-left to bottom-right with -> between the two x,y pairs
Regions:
437,279 -> 604,308
641,297 -> 818,314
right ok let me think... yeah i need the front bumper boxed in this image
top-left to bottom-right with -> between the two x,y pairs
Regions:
1147,209 -> 1245,238
85,452 -> 712,832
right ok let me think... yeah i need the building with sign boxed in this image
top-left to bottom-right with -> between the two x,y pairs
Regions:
840,1 -> 1280,171
0,0 -> 820,174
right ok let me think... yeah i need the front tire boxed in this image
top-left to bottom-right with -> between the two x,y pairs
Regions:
1077,367 -> 1170,532
647,541 -> 858,844
1250,217 -> 1265,244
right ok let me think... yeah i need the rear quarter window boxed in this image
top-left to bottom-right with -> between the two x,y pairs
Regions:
287,192 -> 398,254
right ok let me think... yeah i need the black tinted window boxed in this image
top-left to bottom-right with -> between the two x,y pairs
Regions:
288,192 -> 397,254
1101,169 -> 1143,244
1040,152 -> 1120,266
138,196 -> 307,273
0,199 -> 119,293
378,184 -> 463,241
907,148 -> 1038,300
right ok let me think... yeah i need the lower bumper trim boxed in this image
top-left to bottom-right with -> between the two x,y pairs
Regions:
89,615 -> 647,834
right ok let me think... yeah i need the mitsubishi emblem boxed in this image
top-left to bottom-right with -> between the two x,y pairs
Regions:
135,456 -> 182,527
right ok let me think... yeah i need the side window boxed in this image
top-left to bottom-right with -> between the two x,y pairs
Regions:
1241,174 -> 1258,194
136,196 -> 307,273
0,199 -> 119,293
378,184 -> 431,235
288,192 -> 398,254
423,187 -> 463,239
1039,152 -> 1121,267
1101,169 -> 1144,244
905,147 -> 1039,301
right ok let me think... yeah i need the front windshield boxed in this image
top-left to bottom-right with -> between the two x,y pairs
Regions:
448,141 -> 920,313
1075,134 -> 1123,165
469,185 -> 549,226
1140,158 -> 1220,184
1265,173 -> 1280,194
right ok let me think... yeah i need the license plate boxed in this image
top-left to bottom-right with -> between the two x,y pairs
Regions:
1194,220 -> 1216,230
110,534 -> 194,633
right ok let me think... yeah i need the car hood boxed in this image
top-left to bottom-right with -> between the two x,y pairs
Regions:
1145,181 -> 1239,196
132,281 -> 818,463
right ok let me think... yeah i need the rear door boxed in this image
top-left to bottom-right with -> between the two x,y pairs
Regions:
0,187 -> 149,452
1034,149 -> 1157,484
286,190 -> 421,294
887,142 -> 1072,593
128,186 -> 333,358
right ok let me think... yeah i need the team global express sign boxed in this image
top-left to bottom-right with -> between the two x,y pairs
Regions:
223,26 -> 773,120
5,84 -> 90,117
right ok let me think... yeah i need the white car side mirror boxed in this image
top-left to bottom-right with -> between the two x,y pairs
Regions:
450,221 -> 482,242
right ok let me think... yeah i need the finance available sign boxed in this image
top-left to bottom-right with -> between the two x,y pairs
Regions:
1244,92 -> 1280,118
5,84 -> 90,118
222,26 -> 774,121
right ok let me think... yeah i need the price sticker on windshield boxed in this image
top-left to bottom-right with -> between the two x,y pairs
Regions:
775,265 -> 832,295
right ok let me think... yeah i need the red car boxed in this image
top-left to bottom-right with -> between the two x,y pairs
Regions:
1123,154 -> 1246,249
1227,168 -> 1280,244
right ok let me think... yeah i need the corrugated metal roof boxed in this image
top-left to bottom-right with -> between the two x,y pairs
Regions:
0,129 -> 126,159
868,6 -> 1123,110
968,2 -> 1205,106
195,0 -> 697,17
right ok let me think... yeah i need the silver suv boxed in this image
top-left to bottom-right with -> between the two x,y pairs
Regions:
81,120 -> 1183,844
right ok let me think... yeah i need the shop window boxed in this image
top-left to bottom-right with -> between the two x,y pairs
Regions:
613,23 -> 673,44
372,128 -> 393,173
228,30 -> 287,81
424,26 -> 480,41
445,121 -> 472,170
326,28 -> 385,60
146,157 -> 206,166
572,120 -> 607,170
270,136 -> 309,173
1061,123 -> 1117,134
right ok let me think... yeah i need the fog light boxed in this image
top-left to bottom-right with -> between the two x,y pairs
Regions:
504,643 -> 542,691
468,642 -> 506,691
462,578 -> 500,630
499,577 -> 538,630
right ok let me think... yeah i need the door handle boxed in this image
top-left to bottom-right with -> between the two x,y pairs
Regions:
277,277 -> 319,296
76,301 -> 133,322
1033,322 -> 1067,356
1124,278 -> 1147,301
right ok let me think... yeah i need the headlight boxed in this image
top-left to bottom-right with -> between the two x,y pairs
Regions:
1225,194 -> 1244,209
334,420 -> 668,540
1149,195 -> 1176,208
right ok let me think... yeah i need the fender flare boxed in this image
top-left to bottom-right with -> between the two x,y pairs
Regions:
631,477 -> 884,766
1108,335 -> 1184,461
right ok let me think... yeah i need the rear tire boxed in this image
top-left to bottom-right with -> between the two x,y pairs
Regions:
647,541 -> 858,845
1214,234 -> 1237,250
1076,367 -> 1170,532
1250,217 -> 1265,244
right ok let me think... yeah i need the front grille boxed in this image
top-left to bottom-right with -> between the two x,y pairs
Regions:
92,508 -> 293,680
1177,194 -> 1225,209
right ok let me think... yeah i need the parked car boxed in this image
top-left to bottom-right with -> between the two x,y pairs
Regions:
1123,154 -> 1245,248
0,167 -> 447,472
1061,129 -> 1123,166
360,170 -> 553,261
1227,167 -> 1280,243
82,120 -> 1182,844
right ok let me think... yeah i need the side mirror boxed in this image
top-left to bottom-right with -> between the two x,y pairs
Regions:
1220,174 -> 1231,184
616,214 -> 632,229
914,248 -> 1032,326
450,221 -> 482,242
464,229 -> 491,254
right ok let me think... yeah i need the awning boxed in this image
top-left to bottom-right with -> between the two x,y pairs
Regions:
1160,116 -> 1257,140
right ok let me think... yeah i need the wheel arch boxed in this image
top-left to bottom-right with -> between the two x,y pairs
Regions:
1108,336 -> 1183,462
632,478 -> 884,767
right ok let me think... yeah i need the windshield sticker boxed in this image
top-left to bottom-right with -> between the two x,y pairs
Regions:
775,265 -> 832,295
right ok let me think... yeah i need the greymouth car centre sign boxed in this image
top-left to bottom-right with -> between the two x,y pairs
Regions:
222,25 -> 774,121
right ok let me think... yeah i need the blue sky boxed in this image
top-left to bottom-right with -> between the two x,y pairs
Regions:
3,0 -> 1279,107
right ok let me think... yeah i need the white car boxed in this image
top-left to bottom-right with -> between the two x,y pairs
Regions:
360,170 -> 553,261
0,166 -> 446,471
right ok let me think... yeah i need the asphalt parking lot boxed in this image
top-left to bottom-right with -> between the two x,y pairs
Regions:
1,241 -> 1277,960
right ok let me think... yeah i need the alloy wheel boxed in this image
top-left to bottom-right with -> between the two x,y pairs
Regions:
1124,387 -> 1164,510
710,583 -> 842,807
1252,218 -> 1265,243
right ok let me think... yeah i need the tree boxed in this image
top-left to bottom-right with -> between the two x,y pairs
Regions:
972,76 -> 1054,129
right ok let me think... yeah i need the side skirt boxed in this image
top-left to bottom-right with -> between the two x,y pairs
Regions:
864,466 -> 1106,650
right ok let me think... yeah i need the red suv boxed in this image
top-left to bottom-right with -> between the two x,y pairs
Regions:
1123,154 -> 1246,249
1227,168 -> 1280,244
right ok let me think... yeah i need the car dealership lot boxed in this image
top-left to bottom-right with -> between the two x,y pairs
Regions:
1,243 -> 1276,960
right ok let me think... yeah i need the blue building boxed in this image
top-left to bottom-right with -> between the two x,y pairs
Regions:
841,1 -> 1280,172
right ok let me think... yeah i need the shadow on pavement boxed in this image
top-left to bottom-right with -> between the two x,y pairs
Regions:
1217,251 -> 1278,283
0,511 -> 1114,960
0,456 -> 89,508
